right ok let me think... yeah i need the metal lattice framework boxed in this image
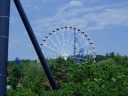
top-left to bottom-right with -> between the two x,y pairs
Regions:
41,26 -> 96,62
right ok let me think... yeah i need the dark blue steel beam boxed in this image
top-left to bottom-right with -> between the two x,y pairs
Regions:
0,0 -> 11,95
13,0 -> 59,90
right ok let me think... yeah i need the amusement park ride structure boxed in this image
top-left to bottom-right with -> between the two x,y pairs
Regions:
40,26 -> 96,63
0,0 -> 58,95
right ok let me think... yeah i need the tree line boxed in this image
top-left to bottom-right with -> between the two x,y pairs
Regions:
7,52 -> 128,96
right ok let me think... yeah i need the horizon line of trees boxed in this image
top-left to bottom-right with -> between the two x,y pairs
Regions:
7,52 -> 128,96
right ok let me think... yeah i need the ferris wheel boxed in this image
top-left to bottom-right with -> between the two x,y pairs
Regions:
40,26 -> 96,62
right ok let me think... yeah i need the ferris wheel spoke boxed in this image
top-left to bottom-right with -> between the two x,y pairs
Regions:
43,44 -> 62,55
64,43 -> 79,56
54,33 -> 63,50
64,40 -> 79,54
63,41 -> 73,52
43,51 -> 60,56
63,29 -> 73,50
64,46 -> 73,56
49,39 -> 62,52
61,29 -> 65,50
65,32 -> 85,53
63,34 -> 74,50
65,41 -> 88,56
77,33 -> 89,47
63,29 -> 70,50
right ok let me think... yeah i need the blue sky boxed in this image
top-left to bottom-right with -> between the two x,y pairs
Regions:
8,0 -> 128,60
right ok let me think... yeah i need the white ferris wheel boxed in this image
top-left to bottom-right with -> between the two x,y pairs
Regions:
40,26 -> 96,62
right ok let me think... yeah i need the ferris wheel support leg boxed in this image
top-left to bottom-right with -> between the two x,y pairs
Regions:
0,0 -> 11,95
13,0 -> 59,90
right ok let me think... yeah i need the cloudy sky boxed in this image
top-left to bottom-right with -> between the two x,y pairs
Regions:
9,0 -> 128,60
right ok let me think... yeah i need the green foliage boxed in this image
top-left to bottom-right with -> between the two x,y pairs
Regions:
95,55 -> 105,62
7,53 -> 128,96
20,62 -> 46,94
7,88 -> 38,96
7,60 -> 46,95
8,65 -> 23,89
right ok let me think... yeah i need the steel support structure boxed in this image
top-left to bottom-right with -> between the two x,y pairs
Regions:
0,0 -> 11,95
13,0 -> 58,90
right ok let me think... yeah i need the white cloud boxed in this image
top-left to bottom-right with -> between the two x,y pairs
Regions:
33,2 -> 128,34
92,8 -> 128,29
58,0 -> 83,13
20,0 -> 43,10
70,0 -> 84,8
